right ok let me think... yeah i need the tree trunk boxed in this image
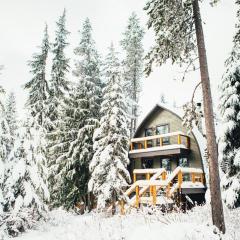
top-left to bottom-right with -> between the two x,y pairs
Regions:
192,0 -> 225,233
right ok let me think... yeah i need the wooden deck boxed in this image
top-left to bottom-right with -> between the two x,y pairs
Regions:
129,131 -> 191,158
121,167 -> 206,211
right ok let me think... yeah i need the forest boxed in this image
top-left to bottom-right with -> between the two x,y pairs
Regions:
0,0 -> 240,239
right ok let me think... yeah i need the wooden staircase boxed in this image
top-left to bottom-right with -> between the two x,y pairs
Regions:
121,167 -> 205,211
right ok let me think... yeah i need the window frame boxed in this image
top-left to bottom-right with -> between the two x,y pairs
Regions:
156,123 -> 170,145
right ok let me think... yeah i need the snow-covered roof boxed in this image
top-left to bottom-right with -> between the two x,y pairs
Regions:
135,102 -> 208,181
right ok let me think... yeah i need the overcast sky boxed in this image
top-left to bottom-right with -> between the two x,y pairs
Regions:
0,0 -> 237,118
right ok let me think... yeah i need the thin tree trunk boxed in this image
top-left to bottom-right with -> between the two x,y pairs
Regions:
192,0 -> 225,233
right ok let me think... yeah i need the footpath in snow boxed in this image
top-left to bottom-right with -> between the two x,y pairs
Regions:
2,204 -> 240,240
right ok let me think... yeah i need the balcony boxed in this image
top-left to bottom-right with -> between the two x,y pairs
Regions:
129,131 -> 190,158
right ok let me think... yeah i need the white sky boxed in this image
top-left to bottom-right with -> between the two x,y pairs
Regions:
0,0 -> 237,118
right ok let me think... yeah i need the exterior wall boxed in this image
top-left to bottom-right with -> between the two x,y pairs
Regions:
131,107 -> 203,172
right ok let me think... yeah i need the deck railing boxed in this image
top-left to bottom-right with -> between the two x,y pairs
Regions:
130,131 -> 190,151
123,167 -> 204,209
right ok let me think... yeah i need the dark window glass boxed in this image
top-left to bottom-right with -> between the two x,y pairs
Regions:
161,158 -> 171,171
142,159 -> 153,169
145,128 -> 153,147
179,158 -> 189,167
156,124 -> 170,145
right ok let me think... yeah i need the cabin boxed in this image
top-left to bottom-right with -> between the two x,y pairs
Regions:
123,103 -> 207,210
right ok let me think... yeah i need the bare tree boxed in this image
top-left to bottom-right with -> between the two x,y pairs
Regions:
144,0 -> 225,233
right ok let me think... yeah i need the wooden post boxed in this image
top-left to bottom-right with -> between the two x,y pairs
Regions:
166,184 -> 170,198
120,199 -> 125,215
130,142 -> 133,151
133,173 -> 136,183
135,185 -> 139,208
162,171 -> 166,180
201,173 -> 204,184
160,137 -> 163,146
144,140 -> 147,149
177,134 -> 181,145
191,173 -> 195,183
178,170 -> 183,189
146,173 -> 150,180
152,186 -> 157,205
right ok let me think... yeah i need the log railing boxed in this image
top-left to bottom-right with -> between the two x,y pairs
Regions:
130,131 -> 190,151
124,167 -> 205,209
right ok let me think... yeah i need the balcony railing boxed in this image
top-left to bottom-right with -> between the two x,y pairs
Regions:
130,131 -> 190,151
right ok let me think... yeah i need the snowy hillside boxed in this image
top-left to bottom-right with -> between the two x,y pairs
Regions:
1,204 -> 238,240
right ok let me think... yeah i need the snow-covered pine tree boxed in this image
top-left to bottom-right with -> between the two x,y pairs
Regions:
24,24 -> 51,207
160,93 -> 167,104
219,1 -> 240,208
46,9 -> 70,204
120,13 -> 144,138
52,18 -> 102,210
89,44 -> 130,211
0,85 -> 11,216
5,92 -> 18,149
24,24 -> 50,130
3,121 -> 49,237
48,9 -> 70,125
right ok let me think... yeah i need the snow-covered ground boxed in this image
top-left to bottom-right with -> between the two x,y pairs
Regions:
1,204 -> 239,240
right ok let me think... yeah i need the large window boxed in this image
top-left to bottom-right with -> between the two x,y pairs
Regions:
179,157 -> 189,167
156,124 -> 170,145
142,158 -> 154,169
161,158 -> 171,171
145,128 -> 153,147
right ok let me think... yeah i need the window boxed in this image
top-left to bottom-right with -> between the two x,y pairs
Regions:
142,158 -> 153,169
156,124 -> 170,145
179,158 -> 189,181
179,158 -> 189,167
145,128 -> 153,147
161,158 -> 171,171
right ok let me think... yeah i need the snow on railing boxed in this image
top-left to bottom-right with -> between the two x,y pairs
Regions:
124,167 -> 205,209
130,131 -> 190,151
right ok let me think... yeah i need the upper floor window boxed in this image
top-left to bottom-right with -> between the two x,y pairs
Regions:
156,124 -> 170,145
145,128 -> 153,147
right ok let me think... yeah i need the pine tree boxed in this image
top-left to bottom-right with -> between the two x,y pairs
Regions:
50,18 -> 102,209
121,13 -> 144,137
3,121 -> 49,237
47,9 -> 70,204
5,92 -> 18,149
24,24 -> 51,208
24,24 -> 50,129
219,0 -> 240,209
89,44 -> 130,211
0,86 -> 11,215
144,0 -> 225,232
160,93 -> 167,104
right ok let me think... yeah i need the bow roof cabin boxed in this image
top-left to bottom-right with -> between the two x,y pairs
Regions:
124,103 -> 207,209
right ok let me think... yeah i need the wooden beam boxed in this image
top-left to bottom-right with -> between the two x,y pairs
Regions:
133,173 -> 136,183
191,173 -> 195,183
135,185 -> 139,208
130,143 -> 133,151
152,186 -> 157,205
160,137 -> 163,146
146,173 -> 150,180
120,199 -> 125,215
144,140 -> 147,149
178,170 -> 183,189
177,134 -> 181,145
162,171 -> 167,180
